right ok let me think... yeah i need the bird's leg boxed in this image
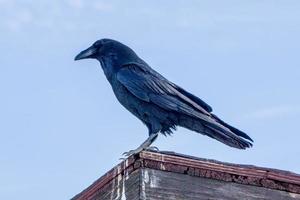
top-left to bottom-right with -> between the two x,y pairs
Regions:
122,133 -> 159,157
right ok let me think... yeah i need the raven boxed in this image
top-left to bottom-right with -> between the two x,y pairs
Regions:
75,39 -> 253,156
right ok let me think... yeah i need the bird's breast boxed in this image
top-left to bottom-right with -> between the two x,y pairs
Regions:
110,78 -> 141,116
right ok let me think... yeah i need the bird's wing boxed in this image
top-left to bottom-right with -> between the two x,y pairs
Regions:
172,85 -> 212,112
117,63 -> 252,148
121,62 -> 213,112
117,63 -> 212,117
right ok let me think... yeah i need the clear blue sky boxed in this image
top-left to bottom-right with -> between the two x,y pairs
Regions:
1,1 -> 300,199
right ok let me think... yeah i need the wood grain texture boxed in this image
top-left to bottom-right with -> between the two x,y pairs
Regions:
87,169 -> 140,200
141,168 -> 300,200
72,151 -> 300,200
139,151 -> 300,193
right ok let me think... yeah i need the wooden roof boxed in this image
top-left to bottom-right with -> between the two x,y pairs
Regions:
72,150 -> 300,200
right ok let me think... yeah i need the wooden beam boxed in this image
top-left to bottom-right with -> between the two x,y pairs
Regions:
72,150 -> 300,200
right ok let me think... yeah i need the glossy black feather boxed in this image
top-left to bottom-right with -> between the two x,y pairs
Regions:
75,38 -> 253,149
117,63 -> 253,148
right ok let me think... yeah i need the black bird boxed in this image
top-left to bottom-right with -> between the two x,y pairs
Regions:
75,39 -> 253,156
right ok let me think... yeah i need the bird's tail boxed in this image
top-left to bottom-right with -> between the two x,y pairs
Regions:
178,114 -> 253,149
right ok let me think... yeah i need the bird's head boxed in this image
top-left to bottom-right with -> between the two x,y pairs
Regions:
74,38 -> 139,64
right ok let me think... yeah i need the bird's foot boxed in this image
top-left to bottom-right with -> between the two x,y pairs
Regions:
120,133 -> 159,159
120,146 -> 159,160
121,147 -> 144,158
145,146 -> 159,152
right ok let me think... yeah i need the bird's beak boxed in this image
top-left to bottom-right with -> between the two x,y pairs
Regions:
74,46 -> 97,61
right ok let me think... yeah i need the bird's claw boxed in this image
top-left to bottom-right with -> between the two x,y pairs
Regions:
146,146 -> 160,152
122,149 -> 140,157
120,146 -> 159,160
121,146 -> 145,159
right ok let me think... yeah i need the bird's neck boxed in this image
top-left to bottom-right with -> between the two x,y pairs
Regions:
99,57 -> 117,83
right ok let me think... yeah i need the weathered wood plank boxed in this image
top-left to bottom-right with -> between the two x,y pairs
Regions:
72,151 -> 300,200
90,169 -> 140,200
141,168 -> 300,200
139,151 -> 300,193
72,158 -> 136,200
